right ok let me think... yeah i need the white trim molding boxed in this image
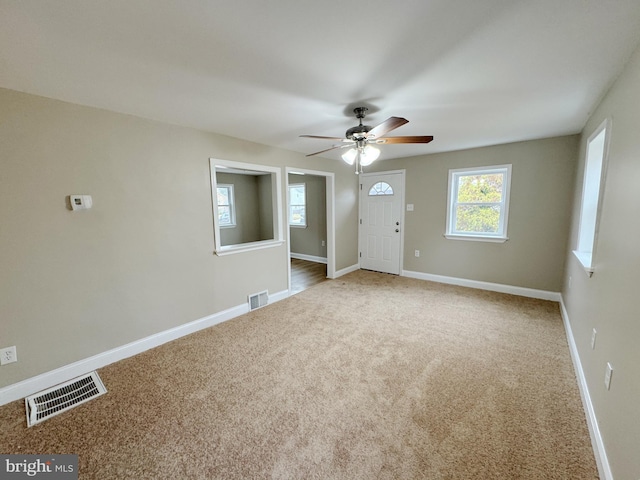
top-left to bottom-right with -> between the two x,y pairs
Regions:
0,290 -> 289,407
559,297 -> 612,480
333,264 -> 360,279
290,253 -> 328,264
402,270 -> 561,301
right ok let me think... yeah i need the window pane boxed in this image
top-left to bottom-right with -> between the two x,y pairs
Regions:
289,205 -> 306,225
218,206 -> 231,225
457,174 -> 503,203
288,184 -> 306,226
369,181 -> 394,196
290,185 -> 305,204
455,205 -> 501,233
217,187 -> 230,206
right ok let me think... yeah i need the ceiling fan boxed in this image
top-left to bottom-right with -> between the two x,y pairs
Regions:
300,107 -> 434,173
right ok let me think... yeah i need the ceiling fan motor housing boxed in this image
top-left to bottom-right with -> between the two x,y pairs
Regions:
345,124 -> 371,140
346,107 -> 371,140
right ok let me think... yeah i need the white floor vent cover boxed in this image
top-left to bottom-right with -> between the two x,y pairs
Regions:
248,290 -> 269,311
25,371 -> 107,427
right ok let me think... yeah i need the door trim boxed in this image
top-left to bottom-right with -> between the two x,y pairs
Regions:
359,170 -> 406,274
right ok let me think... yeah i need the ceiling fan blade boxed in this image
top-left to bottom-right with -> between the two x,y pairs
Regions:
305,143 -> 354,157
374,135 -> 434,144
300,135 -> 345,141
366,116 -> 409,139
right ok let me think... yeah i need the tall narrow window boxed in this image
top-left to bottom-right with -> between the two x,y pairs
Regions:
216,184 -> 235,227
289,183 -> 306,227
573,119 -> 610,276
445,164 -> 511,242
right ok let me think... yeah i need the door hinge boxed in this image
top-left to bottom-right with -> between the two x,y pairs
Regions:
360,184 -> 363,190
359,219 -> 362,224
359,252 -> 362,258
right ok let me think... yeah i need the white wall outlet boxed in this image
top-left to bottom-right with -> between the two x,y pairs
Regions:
591,328 -> 597,350
415,250 -> 420,257
406,204 -> 414,211
0,346 -> 17,365
604,362 -> 613,390
321,240 -> 326,247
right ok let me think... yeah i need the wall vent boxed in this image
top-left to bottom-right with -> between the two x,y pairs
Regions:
248,290 -> 269,311
25,371 -> 107,427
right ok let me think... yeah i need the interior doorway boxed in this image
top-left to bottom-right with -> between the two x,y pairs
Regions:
285,167 -> 335,294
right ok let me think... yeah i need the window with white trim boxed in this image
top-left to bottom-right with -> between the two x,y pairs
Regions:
445,164 -> 512,242
216,184 -> 235,227
573,119 -> 610,276
288,183 -> 306,227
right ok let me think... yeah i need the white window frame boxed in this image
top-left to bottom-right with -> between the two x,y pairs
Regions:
445,164 -> 512,243
288,183 -> 307,228
216,184 -> 236,228
573,118 -> 611,277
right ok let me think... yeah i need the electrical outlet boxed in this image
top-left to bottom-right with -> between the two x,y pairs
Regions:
591,328 -> 597,350
415,250 -> 420,257
0,346 -> 17,365
604,362 -> 613,390
321,240 -> 326,247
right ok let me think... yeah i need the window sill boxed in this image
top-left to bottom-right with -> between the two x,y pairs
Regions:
572,250 -> 595,277
444,234 -> 508,243
215,239 -> 284,256
290,225 -> 307,229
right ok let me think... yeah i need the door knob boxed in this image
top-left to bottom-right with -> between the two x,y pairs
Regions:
395,229 -> 399,233
396,222 -> 400,225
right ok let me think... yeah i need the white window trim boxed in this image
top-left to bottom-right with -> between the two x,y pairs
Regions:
288,183 -> 307,228
216,184 -> 236,228
572,118 -> 611,277
445,164 -> 512,243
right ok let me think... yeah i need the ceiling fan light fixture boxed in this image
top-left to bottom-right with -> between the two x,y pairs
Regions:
359,145 -> 380,166
341,148 -> 358,165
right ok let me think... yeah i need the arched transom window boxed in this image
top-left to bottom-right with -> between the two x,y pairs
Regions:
368,181 -> 394,196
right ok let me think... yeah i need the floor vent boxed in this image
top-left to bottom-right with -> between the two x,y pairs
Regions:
25,371 -> 107,427
248,290 -> 269,311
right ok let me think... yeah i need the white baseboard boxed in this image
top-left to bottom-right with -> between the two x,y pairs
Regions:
559,297 -> 612,480
333,264 -> 359,279
290,253 -> 328,264
0,289 -> 289,407
402,270 -> 561,301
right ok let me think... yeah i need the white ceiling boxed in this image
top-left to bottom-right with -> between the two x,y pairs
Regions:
2,0 -> 640,161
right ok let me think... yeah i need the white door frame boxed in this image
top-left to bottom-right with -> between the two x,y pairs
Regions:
358,170 -> 406,274
285,167 -> 336,293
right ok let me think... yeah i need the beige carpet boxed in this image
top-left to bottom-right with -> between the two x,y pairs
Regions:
0,271 -> 598,479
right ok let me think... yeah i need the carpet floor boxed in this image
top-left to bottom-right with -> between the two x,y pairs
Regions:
0,270 -> 598,479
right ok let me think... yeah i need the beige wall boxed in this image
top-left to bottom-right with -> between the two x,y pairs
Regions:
369,136 -> 578,292
562,44 -> 640,479
0,88 -> 359,388
288,173 -> 327,259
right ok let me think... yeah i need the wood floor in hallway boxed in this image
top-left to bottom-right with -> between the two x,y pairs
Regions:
290,257 -> 327,294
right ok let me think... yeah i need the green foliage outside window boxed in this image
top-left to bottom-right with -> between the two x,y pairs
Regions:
454,174 -> 503,233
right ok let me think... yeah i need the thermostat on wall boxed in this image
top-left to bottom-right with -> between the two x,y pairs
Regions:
70,195 -> 93,211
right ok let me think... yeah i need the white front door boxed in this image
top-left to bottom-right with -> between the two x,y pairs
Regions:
359,172 -> 404,275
